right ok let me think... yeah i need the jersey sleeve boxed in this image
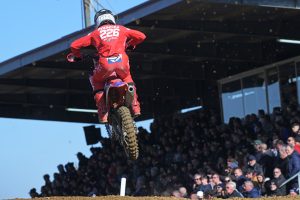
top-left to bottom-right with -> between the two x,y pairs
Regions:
70,33 -> 93,57
125,27 -> 146,47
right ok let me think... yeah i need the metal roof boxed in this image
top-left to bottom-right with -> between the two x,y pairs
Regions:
1,0 -> 300,123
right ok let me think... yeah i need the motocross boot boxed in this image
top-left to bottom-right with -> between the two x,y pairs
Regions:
128,83 -> 141,118
94,91 -> 108,123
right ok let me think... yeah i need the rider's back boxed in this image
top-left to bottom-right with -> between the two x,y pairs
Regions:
72,24 -> 145,58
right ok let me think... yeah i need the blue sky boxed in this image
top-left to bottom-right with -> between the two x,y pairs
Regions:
0,0 -> 148,199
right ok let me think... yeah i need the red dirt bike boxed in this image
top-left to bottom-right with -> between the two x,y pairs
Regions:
67,54 -> 139,160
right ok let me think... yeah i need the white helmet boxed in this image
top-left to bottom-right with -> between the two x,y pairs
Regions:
94,9 -> 116,28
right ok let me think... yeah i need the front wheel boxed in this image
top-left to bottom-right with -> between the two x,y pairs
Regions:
116,106 -> 139,160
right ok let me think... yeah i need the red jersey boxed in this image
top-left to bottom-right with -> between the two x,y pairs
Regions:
295,144 -> 300,154
71,24 -> 146,58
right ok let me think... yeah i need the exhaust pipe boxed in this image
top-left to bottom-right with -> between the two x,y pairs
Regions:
126,84 -> 135,107
128,85 -> 134,97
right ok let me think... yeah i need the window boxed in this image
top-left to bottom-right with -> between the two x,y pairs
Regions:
221,80 -> 244,123
242,73 -> 267,116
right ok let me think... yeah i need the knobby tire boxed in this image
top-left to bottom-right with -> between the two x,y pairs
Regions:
117,106 -> 139,160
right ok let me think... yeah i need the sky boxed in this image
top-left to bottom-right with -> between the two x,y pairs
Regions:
0,0 -> 148,199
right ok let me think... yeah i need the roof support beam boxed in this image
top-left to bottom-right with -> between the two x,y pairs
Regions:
134,42 -> 265,63
0,78 -> 91,93
204,0 -> 300,9
131,19 -> 300,40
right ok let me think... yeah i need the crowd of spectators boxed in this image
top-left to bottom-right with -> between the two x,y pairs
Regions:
29,105 -> 300,199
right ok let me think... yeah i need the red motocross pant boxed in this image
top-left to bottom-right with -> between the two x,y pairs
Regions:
89,53 -> 140,122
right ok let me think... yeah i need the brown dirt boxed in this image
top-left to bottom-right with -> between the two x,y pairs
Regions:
14,196 -> 181,200
12,195 -> 300,200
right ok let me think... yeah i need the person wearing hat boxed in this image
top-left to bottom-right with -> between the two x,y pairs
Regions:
243,155 -> 264,176
252,139 -> 263,162
253,139 -> 263,145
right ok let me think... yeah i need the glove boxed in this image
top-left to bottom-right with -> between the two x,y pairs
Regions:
126,45 -> 135,51
125,40 -> 136,51
67,53 -> 82,62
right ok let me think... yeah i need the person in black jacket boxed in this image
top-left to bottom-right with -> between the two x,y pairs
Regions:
267,181 -> 282,196
271,167 -> 286,195
276,145 -> 290,178
243,155 -> 264,175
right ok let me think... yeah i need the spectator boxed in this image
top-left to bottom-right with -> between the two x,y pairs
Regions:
276,145 -> 290,177
252,140 -> 263,162
223,176 -> 232,183
271,167 -> 286,195
192,173 -> 202,193
286,144 -> 300,176
256,173 -> 269,196
242,181 -> 261,198
29,188 -> 39,198
211,173 -> 224,189
294,136 -> 300,154
291,121 -> 300,136
223,181 -> 243,198
211,173 -> 224,197
243,155 -> 264,175
274,139 -> 285,158
43,174 -> 51,188
267,181 -> 281,196
233,168 -> 248,192
197,176 -> 212,194
245,169 -> 257,183
171,190 -> 181,198
287,137 -> 296,147
178,186 -> 188,198
259,143 -> 275,178
77,152 -> 88,169
289,188 -> 299,196
57,164 -> 66,179
286,144 -> 300,188
32,107 -> 300,198
224,158 -> 238,176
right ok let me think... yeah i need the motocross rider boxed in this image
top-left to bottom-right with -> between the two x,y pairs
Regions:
67,9 -> 146,123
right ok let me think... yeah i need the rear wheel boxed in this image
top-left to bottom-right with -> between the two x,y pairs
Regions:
115,106 -> 139,160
